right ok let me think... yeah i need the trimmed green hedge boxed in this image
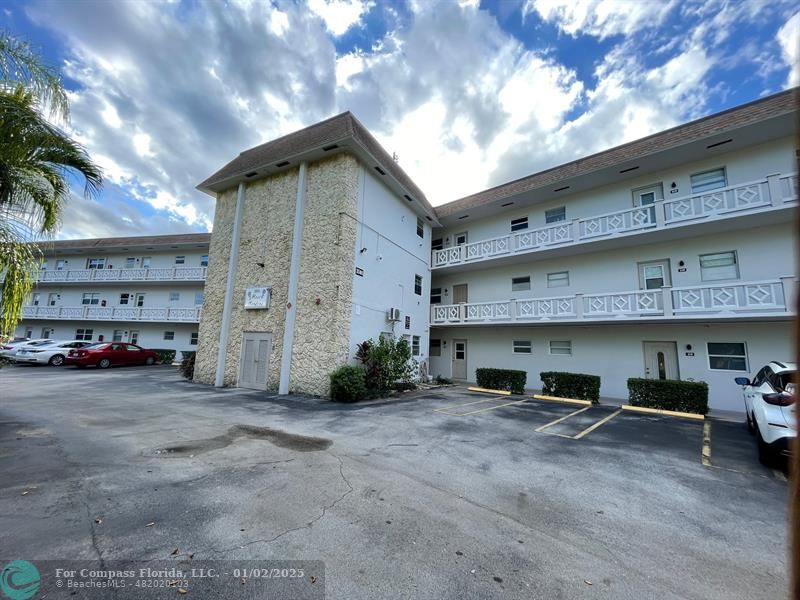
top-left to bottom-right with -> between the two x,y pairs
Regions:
330,365 -> 367,402
151,349 -> 177,364
179,351 -> 196,380
627,378 -> 709,415
475,368 -> 527,394
540,371 -> 601,403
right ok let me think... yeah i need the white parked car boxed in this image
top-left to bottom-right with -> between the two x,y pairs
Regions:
0,338 -> 52,358
14,340 -> 95,366
736,361 -> 796,464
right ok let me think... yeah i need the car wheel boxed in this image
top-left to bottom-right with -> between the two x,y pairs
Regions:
756,427 -> 774,467
145,356 -> 155,366
98,358 -> 111,369
48,354 -> 65,367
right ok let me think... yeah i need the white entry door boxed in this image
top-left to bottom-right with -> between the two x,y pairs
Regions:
643,342 -> 679,381
239,332 -> 273,390
632,183 -> 664,206
452,339 -> 467,380
452,284 -> 468,304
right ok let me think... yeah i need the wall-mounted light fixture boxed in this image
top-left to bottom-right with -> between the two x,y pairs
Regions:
686,344 -> 693,351
360,247 -> 367,253
678,260 -> 685,267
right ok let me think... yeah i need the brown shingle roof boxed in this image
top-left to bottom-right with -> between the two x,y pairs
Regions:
40,233 -> 211,253
434,87 -> 800,219
199,112 -> 433,215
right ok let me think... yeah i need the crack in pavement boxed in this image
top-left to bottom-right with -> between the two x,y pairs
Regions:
83,499 -> 106,567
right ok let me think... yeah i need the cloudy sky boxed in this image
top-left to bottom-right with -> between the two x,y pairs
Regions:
3,0 -> 798,239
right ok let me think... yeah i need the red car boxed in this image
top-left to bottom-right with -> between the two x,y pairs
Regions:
66,342 -> 158,369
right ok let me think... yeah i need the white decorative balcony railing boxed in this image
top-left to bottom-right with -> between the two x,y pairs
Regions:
35,266 -> 208,283
429,278 -> 794,325
22,305 -> 202,322
432,173 -> 798,269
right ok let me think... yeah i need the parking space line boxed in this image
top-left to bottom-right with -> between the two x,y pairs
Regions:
572,409 -> 622,439
701,421 -> 712,467
535,406 -> 592,432
433,396 -> 508,413
457,399 -> 529,416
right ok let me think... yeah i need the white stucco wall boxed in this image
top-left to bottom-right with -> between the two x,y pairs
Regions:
349,167 -> 431,377
428,321 -> 793,413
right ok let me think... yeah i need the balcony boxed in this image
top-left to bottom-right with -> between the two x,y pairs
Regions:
430,278 -> 794,326
22,305 -> 202,323
34,266 -> 208,283
432,173 -> 798,269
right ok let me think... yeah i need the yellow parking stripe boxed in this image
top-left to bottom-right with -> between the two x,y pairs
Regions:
701,421 -> 712,467
456,399 -> 530,416
433,396 -> 508,413
535,406 -> 592,432
573,409 -> 622,439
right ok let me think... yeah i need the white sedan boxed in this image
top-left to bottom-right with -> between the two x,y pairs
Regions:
736,360 -> 796,464
14,340 -> 94,366
0,338 -> 50,357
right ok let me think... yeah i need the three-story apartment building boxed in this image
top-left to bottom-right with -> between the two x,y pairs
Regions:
428,90 -> 797,412
13,234 -> 210,356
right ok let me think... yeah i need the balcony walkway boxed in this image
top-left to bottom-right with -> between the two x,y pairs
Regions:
22,305 -> 202,323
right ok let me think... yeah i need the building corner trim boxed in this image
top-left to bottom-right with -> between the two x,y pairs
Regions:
214,182 -> 246,387
279,162 -> 308,394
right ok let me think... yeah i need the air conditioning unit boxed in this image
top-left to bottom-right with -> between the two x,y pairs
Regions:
387,307 -> 401,321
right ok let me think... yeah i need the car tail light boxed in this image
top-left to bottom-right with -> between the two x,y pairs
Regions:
763,392 -> 795,406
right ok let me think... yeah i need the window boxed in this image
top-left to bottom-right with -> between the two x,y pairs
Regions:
430,287 -> 442,305
454,232 -> 467,245
512,276 -> 531,292
545,207 -> 566,224
141,256 -> 152,269
175,256 -> 185,265
512,340 -> 532,354
135,294 -> 145,307
41,260 -> 48,270
190,332 -> 199,345
200,254 -> 209,267
431,238 -> 444,251
429,339 -> 441,357
707,342 -> 747,371
47,293 -> 60,306
125,257 -> 136,269
169,292 -> 181,302
75,328 -> 94,341
547,271 -> 569,288
549,340 -> 572,356
700,251 -> 738,281
119,293 -> 131,305
769,369 -> 796,393
41,328 -> 53,339
163,331 -> 175,341
414,274 -> 422,295
194,292 -> 205,305
511,217 -> 528,232
112,330 -> 123,342
416,217 -> 424,238
126,344 -> 141,351
56,260 -> 66,271
24,328 -> 33,338
412,335 -> 420,356
691,168 -> 726,194
31,293 -> 41,306
81,293 -> 100,305
405,315 -> 411,330
86,257 -> 105,269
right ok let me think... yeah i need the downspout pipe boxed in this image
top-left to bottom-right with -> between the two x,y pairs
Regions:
214,182 -> 246,387
279,161 -> 308,395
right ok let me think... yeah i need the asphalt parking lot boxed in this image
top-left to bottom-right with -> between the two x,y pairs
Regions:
0,366 -> 790,599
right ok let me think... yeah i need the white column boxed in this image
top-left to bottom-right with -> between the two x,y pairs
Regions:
215,182 -> 246,388
661,285 -> 673,317
780,276 -> 796,313
279,162 -> 308,395
574,293 -> 584,319
766,173 -> 782,207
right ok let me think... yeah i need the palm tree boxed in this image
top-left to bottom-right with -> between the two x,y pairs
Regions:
0,33 -> 102,337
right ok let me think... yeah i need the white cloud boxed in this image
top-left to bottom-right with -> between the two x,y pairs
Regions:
777,11 -> 800,86
307,0 -> 373,36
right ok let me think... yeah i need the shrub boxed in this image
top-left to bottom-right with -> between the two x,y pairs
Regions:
476,368 -> 527,394
540,371 -> 601,403
330,365 -> 367,402
627,378 -> 709,415
151,348 -> 176,364
355,335 -> 414,396
179,351 -> 196,380
434,375 -> 453,385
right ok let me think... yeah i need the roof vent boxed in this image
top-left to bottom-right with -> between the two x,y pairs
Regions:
404,194 -> 413,202
275,161 -> 290,168
501,202 -> 514,207
619,166 -> 639,174
322,144 -> 339,151
374,166 -> 386,175
458,215 -> 469,220
554,186 -> 570,192
245,171 -> 258,178
706,138 -> 732,149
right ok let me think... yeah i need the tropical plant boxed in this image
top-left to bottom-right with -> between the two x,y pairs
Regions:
0,32 -> 102,337
355,334 -> 415,396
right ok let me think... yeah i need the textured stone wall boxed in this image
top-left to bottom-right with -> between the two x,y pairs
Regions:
193,154 -> 359,395
291,154 -> 359,396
